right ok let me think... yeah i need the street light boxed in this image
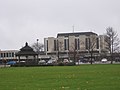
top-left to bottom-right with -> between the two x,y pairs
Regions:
36,39 -> 39,54
36,39 -> 39,63
37,39 -> 39,46
37,39 -> 39,44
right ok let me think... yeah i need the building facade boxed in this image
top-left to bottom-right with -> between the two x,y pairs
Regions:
44,32 -> 107,61
0,50 -> 18,63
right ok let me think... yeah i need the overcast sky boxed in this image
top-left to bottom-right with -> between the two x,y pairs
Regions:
0,0 -> 120,50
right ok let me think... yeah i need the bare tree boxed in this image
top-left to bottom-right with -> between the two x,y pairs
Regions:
105,27 -> 120,64
87,35 -> 98,64
69,43 -> 76,63
69,38 -> 80,64
32,42 -> 44,54
57,40 -> 64,62
69,42 -> 79,64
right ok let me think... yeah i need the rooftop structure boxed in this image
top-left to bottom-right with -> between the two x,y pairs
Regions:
57,32 -> 98,37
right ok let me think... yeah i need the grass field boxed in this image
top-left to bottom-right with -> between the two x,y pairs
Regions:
0,64 -> 120,90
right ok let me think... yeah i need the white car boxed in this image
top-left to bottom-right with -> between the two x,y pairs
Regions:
38,60 -> 46,65
101,58 -> 107,63
47,59 -> 57,65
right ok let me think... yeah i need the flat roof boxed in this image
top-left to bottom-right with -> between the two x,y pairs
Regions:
57,32 -> 98,37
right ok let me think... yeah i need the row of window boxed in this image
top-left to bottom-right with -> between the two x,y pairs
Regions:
0,52 -> 15,58
85,38 -> 99,49
46,37 -> 99,51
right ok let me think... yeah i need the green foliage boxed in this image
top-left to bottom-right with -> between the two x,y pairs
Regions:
0,65 -> 120,90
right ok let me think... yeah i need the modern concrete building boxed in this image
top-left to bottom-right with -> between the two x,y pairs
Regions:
44,32 -> 108,61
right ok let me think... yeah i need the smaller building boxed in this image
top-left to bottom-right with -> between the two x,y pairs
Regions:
0,50 -> 18,64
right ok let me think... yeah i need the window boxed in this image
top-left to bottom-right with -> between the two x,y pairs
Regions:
54,40 -> 57,51
64,39 -> 69,50
1,53 -> 3,58
47,40 -> 48,51
12,52 -> 14,57
4,53 -> 6,57
78,39 -> 80,50
6,53 -> 9,57
75,38 -> 80,50
75,39 -> 77,50
96,38 -> 99,49
85,38 -> 88,49
8,53 -> 11,57
85,38 -> 90,50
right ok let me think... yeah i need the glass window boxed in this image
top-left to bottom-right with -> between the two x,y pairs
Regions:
75,39 -> 77,50
6,53 -> 9,57
54,40 -> 57,51
47,40 -> 48,51
64,39 -> 69,50
78,39 -> 80,50
12,52 -> 14,57
8,53 -> 11,57
96,38 -> 99,49
1,53 -> 3,58
75,38 -> 80,50
4,53 -> 6,57
85,38 -> 90,50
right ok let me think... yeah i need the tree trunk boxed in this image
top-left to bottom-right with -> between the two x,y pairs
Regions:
90,52 -> 93,64
111,53 -> 113,64
90,50 -> 93,64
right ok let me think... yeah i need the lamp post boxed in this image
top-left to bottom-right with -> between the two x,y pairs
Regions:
36,39 -> 39,64
37,39 -> 39,46
37,39 -> 39,53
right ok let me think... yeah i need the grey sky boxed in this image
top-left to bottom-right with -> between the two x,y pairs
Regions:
0,0 -> 120,50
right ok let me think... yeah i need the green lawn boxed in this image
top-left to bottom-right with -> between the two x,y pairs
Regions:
0,64 -> 120,90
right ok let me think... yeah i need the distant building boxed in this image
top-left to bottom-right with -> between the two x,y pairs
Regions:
0,42 -> 39,65
44,32 -> 108,61
0,50 -> 18,63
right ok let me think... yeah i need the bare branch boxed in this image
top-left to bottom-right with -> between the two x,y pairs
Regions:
105,27 -> 120,53
32,42 -> 44,54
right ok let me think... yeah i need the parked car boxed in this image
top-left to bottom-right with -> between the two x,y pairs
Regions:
63,59 -> 69,63
101,58 -> 107,63
47,59 -> 57,65
6,61 -> 16,65
38,60 -> 46,65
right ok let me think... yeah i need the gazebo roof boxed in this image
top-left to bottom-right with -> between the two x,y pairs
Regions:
16,42 -> 38,56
